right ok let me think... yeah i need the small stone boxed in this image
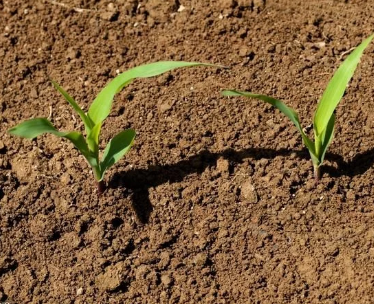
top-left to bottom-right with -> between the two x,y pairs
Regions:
177,5 -> 186,12
161,274 -> 173,287
30,88 -> 38,98
158,102 -> 173,113
147,112 -> 154,120
159,252 -> 171,268
216,157 -> 229,173
135,265 -> 150,280
313,41 -> 326,49
76,287 -> 84,295
266,44 -> 276,53
60,172 -> 72,185
100,10 -> 119,21
239,46 -> 251,57
193,253 -> 208,268
66,48 -> 80,60
240,180 -> 258,203
346,190 -> 356,200
95,264 -> 122,292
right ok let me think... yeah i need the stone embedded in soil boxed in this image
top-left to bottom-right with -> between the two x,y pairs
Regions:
239,46 -> 252,57
158,251 -> 171,269
216,157 -> 229,174
60,172 -> 72,185
161,273 -> 173,287
193,253 -> 209,269
30,88 -> 38,98
10,157 -> 35,183
240,179 -> 258,203
158,100 -> 175,113
95,264 -> 123,292
135,265 -> 150,280
65,47 -> 80,60
63,232 -> 81,249
100,9 -> 119,21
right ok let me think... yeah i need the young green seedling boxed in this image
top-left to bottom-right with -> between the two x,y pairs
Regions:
9,61 -> 215,194
222,34 -> 373,181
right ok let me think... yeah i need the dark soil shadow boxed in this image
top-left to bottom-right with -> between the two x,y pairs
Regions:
324,147 -> 374,178
109,147 -> 374,223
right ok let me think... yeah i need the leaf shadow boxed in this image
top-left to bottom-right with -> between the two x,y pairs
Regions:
108,146 -> 374,223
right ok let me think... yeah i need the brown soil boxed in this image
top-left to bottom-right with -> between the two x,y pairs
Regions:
2,0 -> 374,303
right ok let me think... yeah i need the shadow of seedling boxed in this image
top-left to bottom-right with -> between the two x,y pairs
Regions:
324,147 -> 374,178
109,147 -> 374,223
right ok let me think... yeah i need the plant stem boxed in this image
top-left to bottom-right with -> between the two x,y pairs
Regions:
97,180 -> 106,195
314,165 -> 321,183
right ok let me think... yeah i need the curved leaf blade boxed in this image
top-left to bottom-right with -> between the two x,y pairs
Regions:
88,61 -> 218,125
8,118 -> 100,174
8,117 -> 59,139
222,89 -> 317,159
51,80 -> 94,131
8,118 -> 89,153
99,129 -> 136,180
314,34 -> 373,136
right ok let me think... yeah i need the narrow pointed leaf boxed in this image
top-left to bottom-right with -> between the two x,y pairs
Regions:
314,34 -> 373,136
99,129 -> 136,180
51,80 -> 94,131
319,113 -> 335,165
8,118 -> 90,154
222,90 -> 317,158
8,118 -> 100,173
88,61 -> 218,125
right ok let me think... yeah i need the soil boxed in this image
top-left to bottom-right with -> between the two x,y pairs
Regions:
1,0 -> 374,303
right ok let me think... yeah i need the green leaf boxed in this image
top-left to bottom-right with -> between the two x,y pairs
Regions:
8,118 -> 90,154
222,90 -> 317,158
51,80 -> 94,132
314,34 -> 374,136
88,61 -> 217,125
87,122 -> 102,153
318,113 -> 335,165
99,129 -> 136,180
8,118 -> 100,175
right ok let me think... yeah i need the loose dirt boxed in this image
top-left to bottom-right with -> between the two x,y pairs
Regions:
2,0 -> 374,303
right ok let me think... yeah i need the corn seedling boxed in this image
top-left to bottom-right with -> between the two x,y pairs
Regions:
9,61 -> 215,194
222,34 -> 373,181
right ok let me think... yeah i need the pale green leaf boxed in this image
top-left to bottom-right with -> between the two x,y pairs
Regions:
88,61 -> 217,125
99,129 -> 135,180
51,80 -> 94,131
87,122 -> 102,153
314,34 -> 373,136
318,113 -> 335,165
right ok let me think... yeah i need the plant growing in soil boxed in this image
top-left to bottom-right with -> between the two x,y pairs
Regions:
222,34 -> 373,181
8,61 -> 214,194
